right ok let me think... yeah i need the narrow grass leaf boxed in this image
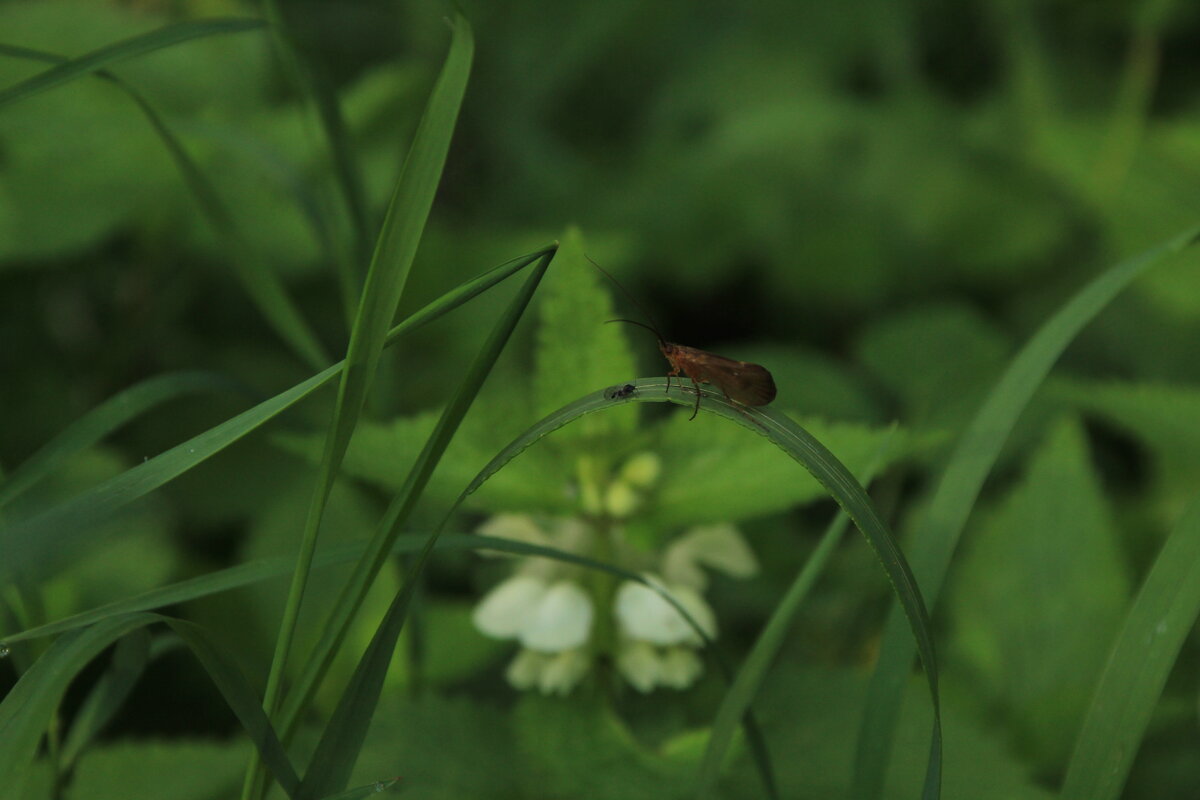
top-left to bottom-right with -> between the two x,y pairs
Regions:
0,18 -> 264,108
0,531 -> 698,647
851,225 -> 1200,799
292,247 -> 545,800
0,44 -> 329,369
0,247 -> 551,584
693,427 -> 898,799
317,776 -> 402,800
59,628 -> 150,770
1060,495 -> 1200,800
0,372 -> 241,509
253,18 -> 475,800
0,612 -> 298,796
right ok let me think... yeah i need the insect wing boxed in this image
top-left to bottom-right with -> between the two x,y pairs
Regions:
690,349 -> 777,406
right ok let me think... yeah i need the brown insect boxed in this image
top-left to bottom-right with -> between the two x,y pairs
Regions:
589,258 -> 777,421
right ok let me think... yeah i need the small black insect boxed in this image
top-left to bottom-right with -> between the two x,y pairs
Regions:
604,383 -> 638,400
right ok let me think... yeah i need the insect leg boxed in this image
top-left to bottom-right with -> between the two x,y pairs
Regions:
689,379 -> 702,420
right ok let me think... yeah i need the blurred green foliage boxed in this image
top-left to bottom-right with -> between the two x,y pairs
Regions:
4,0 -> 1200,798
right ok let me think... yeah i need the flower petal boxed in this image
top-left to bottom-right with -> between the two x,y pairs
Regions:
519,580 -> 594,651
617,640 -> 662,693
476,514 -> 551,552
473,575 -> 548,639
659,647 -> 704,689
505,648 -> 546,690
538,648 -> 591,695
614,579 -> 717,646
663,523 -> 758,588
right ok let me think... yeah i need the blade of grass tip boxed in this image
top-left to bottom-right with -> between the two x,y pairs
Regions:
1060,494 -> 1200,800
291,247 -> 547,800
0,372 -> 243,509
260,0 -> 371,312
58,629 -> 150,771
0,44 -> 329,369
0,18 -> 264,109
0,245 -> 549,586
251,16 -> 474,798
0,613 -> 300,797
851,224 -> 1200,800
694,425 -> 899,800
317,776 -> 402,800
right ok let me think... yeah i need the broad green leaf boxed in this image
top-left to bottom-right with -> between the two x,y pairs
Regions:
533,227 -> 638,441
652,414 -> 913,529
1060,493 -> 1200,800
852,225 -> 1200,799
514,695 -> 688,800
946,417 -> 1129,768
348,694 -> 516,799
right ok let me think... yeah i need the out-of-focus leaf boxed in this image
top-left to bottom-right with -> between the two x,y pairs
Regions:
68,738 -> 249,800
946,417 -> 1129,767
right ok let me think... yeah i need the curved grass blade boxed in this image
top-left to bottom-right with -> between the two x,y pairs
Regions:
693,426 -> 898,799
289,249 -> 546,800
58,628 -> 150,771
0,372 -> 242,509
0,42 -> 329,370
0,246 -> 552,584
1059,495 -> 1200,800
253,15 -> 475,797
0,612 -> 300,797
851,225 -> 1200,799
0,18 -> 264,108
460,378 -> 941,798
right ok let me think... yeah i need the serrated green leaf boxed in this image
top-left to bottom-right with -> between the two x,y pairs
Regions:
947,417 -> 1129,767
534,228 -> 638,440
651,414 -> 912,528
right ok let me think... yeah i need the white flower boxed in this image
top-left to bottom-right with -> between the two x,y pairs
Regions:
659,647 -> 703,689
614,577 -> 716,646
662,523 -> 759,590
616,640 -> 661,693
538,648 -> 590,695
474,576 -> 593,651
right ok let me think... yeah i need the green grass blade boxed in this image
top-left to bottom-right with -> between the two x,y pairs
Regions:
693,427 -> 898,799
1059,495 -> 1200,800
292,246 -> 546,800
0,612 -> 299,797
850,225 -> 1200,800
58,628 -> 150,770
0,42 -> 329,370
0,372 -> 241,509
254,14 -> 474,795
0,247 -> 550,584
0,18 -> 264,108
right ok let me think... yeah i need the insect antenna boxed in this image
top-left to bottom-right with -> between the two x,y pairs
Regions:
585,256 -> 667,342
